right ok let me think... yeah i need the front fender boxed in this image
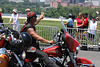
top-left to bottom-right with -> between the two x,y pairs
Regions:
67,57 -> 95,67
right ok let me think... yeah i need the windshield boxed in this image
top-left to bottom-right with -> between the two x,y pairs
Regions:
60,17 -> 67,32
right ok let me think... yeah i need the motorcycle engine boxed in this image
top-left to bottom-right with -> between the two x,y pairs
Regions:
49,57 -> 62,64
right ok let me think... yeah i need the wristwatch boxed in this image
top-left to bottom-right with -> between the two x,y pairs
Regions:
48,41 -> 50,44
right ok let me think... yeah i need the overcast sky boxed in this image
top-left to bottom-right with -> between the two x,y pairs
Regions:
40,0 -> 45,2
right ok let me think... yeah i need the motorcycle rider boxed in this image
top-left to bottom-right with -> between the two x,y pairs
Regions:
21,12 -> 59,67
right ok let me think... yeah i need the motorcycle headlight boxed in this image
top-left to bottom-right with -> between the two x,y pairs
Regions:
76,46 -> 80,54
21,51 -> 26,60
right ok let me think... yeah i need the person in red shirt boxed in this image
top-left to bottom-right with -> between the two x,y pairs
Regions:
76,13 -> 84,28
75,13 -> 84,47
82,13 -> 90,28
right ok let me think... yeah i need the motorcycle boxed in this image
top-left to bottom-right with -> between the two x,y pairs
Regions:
23,18 -> 95,67
0,25 -> 32,67
0,18 -> 95,67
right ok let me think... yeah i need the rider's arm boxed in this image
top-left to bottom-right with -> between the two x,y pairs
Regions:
26,28 -> 53,44
34,12 -> 44,25
34,18 -> 42,25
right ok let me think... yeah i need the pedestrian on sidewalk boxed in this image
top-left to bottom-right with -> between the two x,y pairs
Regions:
9,9 -> 20,32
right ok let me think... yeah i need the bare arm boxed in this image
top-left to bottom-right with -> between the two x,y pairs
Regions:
34,12 -> 44,25
95,25 -> 97,30
34,18 -> 43,25
77,19 -> 84,27
9,14 -> 13,24
64,21 -> 69,25
26,28 -> 52,44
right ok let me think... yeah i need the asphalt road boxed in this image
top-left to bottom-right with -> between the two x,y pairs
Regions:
77,49 -> 100,67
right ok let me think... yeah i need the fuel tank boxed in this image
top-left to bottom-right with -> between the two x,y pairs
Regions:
43,45 -> 62,57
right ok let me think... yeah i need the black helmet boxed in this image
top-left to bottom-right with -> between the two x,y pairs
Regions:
68,13 -> 72,18
20,32 -> 32,48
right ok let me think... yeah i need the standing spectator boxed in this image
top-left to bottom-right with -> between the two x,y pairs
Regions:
0,8 -> 3,24
76,13 -> 84,29
87,16 -> 97,48
9,9 -> 20,32
75,13 -> 84,47
83,13 -> 90,28
24,8 -> 31,24
64,13 -> 73,34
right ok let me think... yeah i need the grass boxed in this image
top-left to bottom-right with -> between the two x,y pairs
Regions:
3,18 -> 100,30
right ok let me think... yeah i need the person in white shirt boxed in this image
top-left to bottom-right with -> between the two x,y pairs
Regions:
88,16 -> 97,48
9,9 -> 20,32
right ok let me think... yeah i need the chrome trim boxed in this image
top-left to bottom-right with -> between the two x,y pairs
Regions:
69,52 -> 77,67
0,48 -> 9,57
79,63 -> 95,67
13,52 -> 24,67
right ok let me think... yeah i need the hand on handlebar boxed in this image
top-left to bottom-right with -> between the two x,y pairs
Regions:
49,40 -> 56,45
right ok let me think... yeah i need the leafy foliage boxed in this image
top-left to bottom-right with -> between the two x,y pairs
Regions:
45,5 -> 100,19
0,0 -> 100,18
0,0 -> 49,14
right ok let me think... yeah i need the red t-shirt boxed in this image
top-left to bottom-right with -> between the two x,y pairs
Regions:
76,18 -> 83,28
82,18 -> 90,26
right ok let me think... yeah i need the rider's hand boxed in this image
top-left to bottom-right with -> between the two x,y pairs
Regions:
96,11 -> 99,14
48,40 -> 56,45
39,12 -> 44,19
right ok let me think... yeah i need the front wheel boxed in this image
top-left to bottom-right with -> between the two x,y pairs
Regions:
23,62 -> 33,67
24,62 -> 42,67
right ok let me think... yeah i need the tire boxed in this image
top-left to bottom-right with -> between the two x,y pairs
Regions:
8,55 -> 19,67
23,62 -> 33,67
